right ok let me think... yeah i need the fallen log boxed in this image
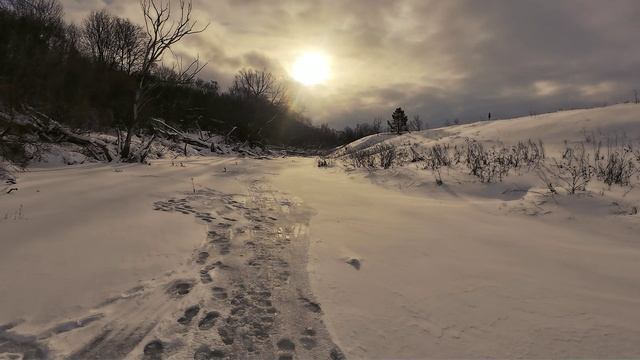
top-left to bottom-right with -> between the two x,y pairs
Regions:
151,118 -> 210,149
0,109 -> 114,162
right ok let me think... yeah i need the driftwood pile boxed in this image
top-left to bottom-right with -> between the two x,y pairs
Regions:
0,109 -> 290,167
1,108 -> 114,162
0,110 -> 228,164
151,118 -> 226,154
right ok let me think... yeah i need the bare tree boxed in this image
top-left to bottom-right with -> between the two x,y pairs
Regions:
371,118 -> 382,133
81,10 -> 117,67
64,23 -> 81,51
408,114 -> 423,131
113,18 -> 146,74
3,0 -> 64,46
113,18 -> 145,74
3,0 -> 62,25
81,10 -> 145,73
230,69 -> 286,106
120,0 -> 208,159
154,54 -> 205,84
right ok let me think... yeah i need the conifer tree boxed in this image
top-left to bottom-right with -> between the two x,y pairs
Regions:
388,107 -> 408,135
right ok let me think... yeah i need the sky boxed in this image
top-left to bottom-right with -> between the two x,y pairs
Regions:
60,0 -> 640,127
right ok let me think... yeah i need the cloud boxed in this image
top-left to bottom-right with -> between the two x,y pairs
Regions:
59,0 -> 640,127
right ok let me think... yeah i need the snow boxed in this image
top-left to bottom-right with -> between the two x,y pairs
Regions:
1,104 -> 640,358
270,104 -> 640,358
0,158 -> 238,325
1,157 -> 341,359
272,158 -> 640,358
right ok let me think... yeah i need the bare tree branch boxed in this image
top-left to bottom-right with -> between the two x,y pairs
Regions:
230,69 -> 287,106
121,0 -> 209,159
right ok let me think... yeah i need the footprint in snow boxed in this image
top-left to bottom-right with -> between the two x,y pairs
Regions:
177,305 -> 200,325
346,258 -> 361,270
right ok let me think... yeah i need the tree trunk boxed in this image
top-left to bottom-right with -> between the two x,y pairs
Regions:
120,125 -> 134,159
121,86 -> 142,159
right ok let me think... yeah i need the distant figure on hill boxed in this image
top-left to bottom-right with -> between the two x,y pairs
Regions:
488,112 -> 492,121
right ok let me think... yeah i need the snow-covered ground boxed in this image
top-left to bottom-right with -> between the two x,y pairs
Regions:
0,158 -> 236,325
1,156 -> 342,359
303,104 -> 640,358
273,158 -> 640,358
1,104 -> 640,359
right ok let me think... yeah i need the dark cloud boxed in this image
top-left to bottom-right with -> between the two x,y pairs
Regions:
60,0 -> 640,127
242,51 -> 281,73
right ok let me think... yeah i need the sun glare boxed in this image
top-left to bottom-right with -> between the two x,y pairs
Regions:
292,52 -> 330,86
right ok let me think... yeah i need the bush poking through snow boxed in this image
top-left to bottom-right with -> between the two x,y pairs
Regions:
538,140 -> 640,195
1,161 -> 18,195
377,144 -> 397,169
341,138 -> 546,184
422,144 -> 453,185
593,142 -> 637,187
459,139 -> 546,183
345,146 -> 376,169
338,135 -> 640,194
317,157 -> 335,168
343,144 -> 399,169
539,142 -> 593,195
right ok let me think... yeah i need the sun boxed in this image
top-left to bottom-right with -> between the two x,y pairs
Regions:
291,51 -> 330,86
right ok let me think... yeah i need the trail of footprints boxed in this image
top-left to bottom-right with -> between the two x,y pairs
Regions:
148,187 -> 344,359
1,187 -> 342,360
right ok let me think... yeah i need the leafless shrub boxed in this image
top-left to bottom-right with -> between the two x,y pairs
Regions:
539,142 -> 593,194
343,138 -> 547,184
511,139 -> 546,169
317,156 -> 334,168
463,140 -> 510,183
428,144 -> 453,167
421,144 -> 453,185
377,144 -> 397,169
343,143 -> 398,169
536,166 -> 558,195
593,141 -> 637,187
464,140 -> 487,179
452,145 -> 464,165
340,135 -> 640,196
461,139 -> 545,183
408,146 -> 424,162
535,138 -> 640,195
344,146 -> 376,169
407,115 -> 423,131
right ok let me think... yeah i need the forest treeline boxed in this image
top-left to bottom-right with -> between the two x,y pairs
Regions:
0,0 -> 386,152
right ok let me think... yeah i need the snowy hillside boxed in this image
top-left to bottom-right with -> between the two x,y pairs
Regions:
332,104 -> 640,200
343,103 -> 640,153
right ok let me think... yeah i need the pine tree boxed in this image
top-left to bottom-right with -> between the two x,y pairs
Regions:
388,107 -> 408,135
